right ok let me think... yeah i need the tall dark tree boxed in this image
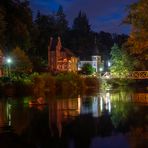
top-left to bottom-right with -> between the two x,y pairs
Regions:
55,5 -> 69,37
0,7 -> 6,49
70,11 -> 93,58
72,11 -> 90,33
112,33 -> 128,47
0,0 -> 32,52
95,31 -> 114,68
31,11 -> 55,60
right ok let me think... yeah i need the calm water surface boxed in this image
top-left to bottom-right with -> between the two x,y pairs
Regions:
0,89 -> 148,148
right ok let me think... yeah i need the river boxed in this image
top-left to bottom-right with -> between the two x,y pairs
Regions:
0,88 -> 148,148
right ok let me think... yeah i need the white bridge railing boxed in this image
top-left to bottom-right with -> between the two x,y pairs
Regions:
102,71 -> 148,79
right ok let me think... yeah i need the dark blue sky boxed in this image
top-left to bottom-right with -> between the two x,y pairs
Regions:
30,0 -> 138,34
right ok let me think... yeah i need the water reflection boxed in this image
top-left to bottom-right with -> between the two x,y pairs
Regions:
0,98 -> 11,132
0,90 -> 148,148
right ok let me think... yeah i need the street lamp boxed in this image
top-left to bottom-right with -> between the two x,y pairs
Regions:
99,67 -> 103,78
6,57 -> 12,78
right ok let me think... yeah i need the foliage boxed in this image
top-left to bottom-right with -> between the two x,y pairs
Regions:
0,0 -> 32,51
11,47 -> 32,73
73,11 -> 90,33
125,0 -> 148,69
0,7 -> 6,48
55,5 -> 69,37
110,44 -> 133,78
111,90 -> 133,129
31,12 -> 55,59
81,63 -> 95,75
31,6 -> 69,60
55,72 -> 82,95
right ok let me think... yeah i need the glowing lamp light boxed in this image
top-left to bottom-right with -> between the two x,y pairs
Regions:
6,58 -> 12,64
99,67 -> 103,72
6,57 -> 12,78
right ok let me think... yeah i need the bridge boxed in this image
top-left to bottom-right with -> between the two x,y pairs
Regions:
102,71 -> 148,79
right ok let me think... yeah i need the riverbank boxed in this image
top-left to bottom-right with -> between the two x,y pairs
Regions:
0,72 -> 100,97
100,78 -> 148,91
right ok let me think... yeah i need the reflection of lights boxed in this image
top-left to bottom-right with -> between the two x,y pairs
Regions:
92,97 -> 99,117
108,99 -> 111,113
105,92 -> 111,113
77,95 -> 81,114
6,103 -> 11,126
100,96 -> 103,112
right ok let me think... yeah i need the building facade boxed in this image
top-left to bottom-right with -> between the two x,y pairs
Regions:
78,41 -> 102,73
48,37 -> 78,72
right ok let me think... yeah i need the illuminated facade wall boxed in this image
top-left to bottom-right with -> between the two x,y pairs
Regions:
78,55 -> 102,72
48,37 -> 78,72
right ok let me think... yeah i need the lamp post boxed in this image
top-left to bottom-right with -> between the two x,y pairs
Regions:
6,57 -> 12,78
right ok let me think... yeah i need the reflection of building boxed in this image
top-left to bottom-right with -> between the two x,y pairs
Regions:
80,96 -> 100,117
49,97 -> 80,137
48,37 -> 78,72
0,100 -> 11,131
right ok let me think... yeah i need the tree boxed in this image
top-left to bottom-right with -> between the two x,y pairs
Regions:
125,0 -> 148,69
31,12 -> 55,60
110,44 -> 133,78
0,0 -> 32,52
55,5 -> 69,37
81,63 -> 95,75
73,11 -> 90,33
0,7 -> 6,49
11,47 -> 32,74
70,11 -> 93,58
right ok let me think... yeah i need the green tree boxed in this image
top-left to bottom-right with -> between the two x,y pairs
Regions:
81,63 -> 95,75
125,0 -> 148,69
110,44 -> 133,78
11,47 -> 32,74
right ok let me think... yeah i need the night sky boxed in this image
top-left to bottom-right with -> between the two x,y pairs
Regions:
30,0 -> 138,34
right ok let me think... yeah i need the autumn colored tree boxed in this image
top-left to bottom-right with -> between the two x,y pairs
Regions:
125,0 -> 148,69
11,47 -> 32,74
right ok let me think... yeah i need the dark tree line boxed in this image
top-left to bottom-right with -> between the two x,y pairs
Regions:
0,0 -> 128,70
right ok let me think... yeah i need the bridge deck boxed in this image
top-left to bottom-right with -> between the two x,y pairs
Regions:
102,71 -> 148,79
